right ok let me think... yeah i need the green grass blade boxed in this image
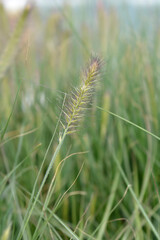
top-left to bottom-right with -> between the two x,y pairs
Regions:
97,171 -> 120,240
96,106 -> 160,141
112,153 -> 160,240
1,84 -> 21,140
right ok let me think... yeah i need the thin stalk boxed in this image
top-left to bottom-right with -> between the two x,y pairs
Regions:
17,129 -> 67,240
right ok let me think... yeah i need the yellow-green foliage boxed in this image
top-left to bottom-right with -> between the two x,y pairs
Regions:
1,225 -> 11,240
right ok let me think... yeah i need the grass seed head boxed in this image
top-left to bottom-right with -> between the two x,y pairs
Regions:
64,55 -> 103,134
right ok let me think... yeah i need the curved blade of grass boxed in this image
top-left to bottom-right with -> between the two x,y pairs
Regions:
17,129 -> 68,240
0,160 -> 24,195
96,106 -> 160,141
112,152 -> 160,240
17,183 -> 80,240
0,6 -> 30,80
32,152 -> 87,239
1,83 -> 21,140
0,142 -> 41,195
16,95 -> 68,240
96,105 -> 160,239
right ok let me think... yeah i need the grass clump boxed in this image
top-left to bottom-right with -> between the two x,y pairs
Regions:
16,55 -> 103,240
0,2 -> 160,240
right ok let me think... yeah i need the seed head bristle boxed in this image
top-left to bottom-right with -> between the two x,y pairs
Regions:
64,55 -> 103,134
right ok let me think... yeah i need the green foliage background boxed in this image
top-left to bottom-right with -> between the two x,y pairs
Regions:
0,2 -> 160,239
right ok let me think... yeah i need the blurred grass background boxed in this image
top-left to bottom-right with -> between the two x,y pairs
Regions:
0,1 -> 160,239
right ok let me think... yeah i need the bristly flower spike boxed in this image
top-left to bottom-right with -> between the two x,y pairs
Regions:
64,55 -> 103,134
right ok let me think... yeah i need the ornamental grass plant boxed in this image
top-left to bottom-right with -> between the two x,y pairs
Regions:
0,2 -> 160,240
